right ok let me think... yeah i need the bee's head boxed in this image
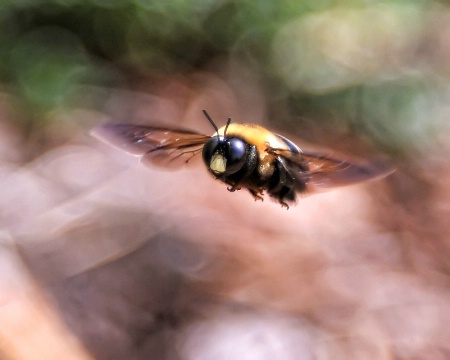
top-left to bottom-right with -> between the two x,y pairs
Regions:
201,110 -> 247,175
202,135 -> 247,175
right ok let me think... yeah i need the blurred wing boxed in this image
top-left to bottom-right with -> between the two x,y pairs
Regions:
273,148 -> 393,191
92,124 -> 210,168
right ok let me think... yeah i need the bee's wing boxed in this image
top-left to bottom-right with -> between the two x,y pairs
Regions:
273,147 -> 393,191
92,124 -> 210,168
302,152 -> 393,189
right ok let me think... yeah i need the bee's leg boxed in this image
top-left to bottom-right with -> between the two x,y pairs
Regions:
280,200 -> 289,210
227,183 -> 241,192
278,200 -> 289,209
249,188 -> 264,202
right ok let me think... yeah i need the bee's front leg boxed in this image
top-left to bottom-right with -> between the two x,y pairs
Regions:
249,188 -> 264,202
226,184 -> 241,192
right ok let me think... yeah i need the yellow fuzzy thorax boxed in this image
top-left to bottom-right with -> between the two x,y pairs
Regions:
214,123 -> 288,160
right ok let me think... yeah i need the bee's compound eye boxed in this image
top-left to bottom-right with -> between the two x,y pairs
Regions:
202,137 -> 221,169
225,138 -> 246,174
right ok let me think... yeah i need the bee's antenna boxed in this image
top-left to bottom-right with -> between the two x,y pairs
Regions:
202,110 -> 219,133
224,117 -> 231,136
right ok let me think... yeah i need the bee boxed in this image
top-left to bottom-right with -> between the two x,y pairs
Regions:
93,110 -> 391,209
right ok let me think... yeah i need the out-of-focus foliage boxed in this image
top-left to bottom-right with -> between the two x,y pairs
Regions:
0,0 -> 445,152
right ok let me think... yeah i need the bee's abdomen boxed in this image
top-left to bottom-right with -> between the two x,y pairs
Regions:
267,157 -> 308,203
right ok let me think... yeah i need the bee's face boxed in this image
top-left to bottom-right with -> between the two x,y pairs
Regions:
202,136 -> 247,176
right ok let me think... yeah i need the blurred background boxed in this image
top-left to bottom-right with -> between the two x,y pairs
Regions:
1,0 -> 450,359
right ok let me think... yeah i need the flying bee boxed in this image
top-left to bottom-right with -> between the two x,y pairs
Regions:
93,110 -> 392,208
